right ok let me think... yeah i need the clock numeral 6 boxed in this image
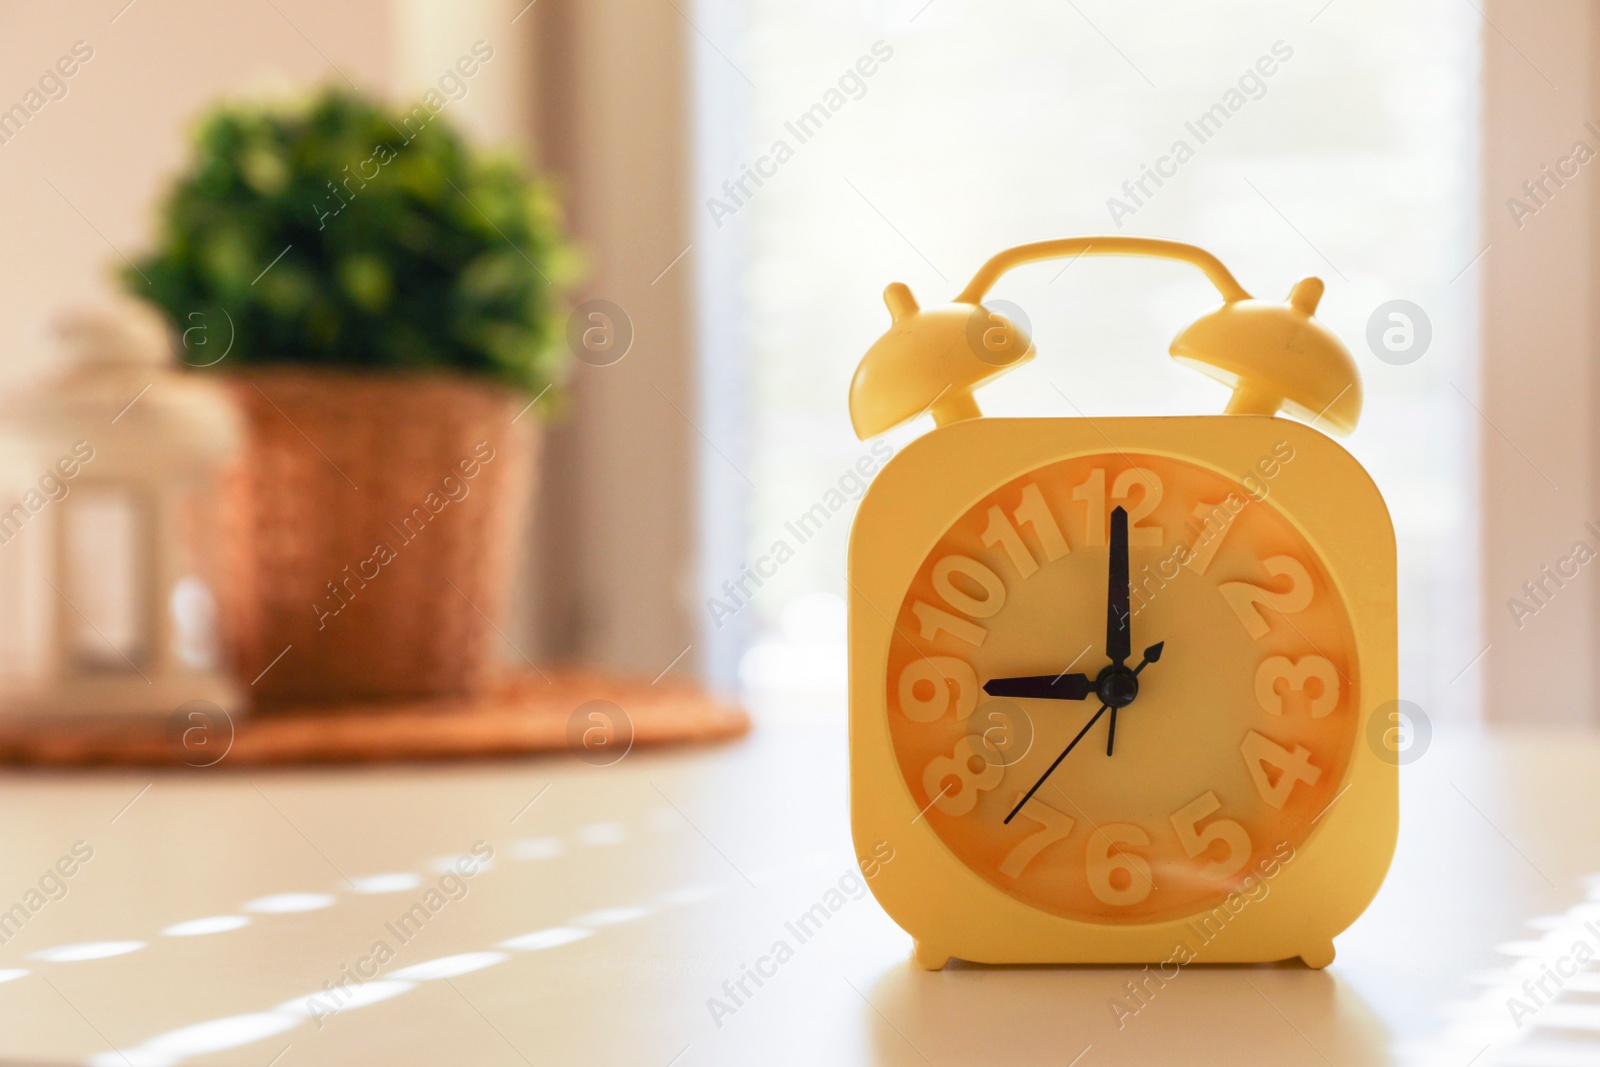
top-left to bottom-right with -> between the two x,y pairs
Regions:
1254,655 -> 1341,718
1085,823 -> 1154,906
921,736 -> 1004,816
897,657 -> 980,723
1170,791 -> 1252,880
999,797 -> 1075,879
1241,730 -> 1323,809
1218,555 -> 1314,639
1072,468 -> 1164,547
980,482 -> 1070,578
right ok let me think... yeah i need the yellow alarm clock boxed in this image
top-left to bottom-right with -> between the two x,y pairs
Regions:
846,236 -> 1396,970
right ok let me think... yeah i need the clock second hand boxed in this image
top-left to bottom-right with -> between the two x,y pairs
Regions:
1005,642 -> 1164,825
1003,703 -> 1110,825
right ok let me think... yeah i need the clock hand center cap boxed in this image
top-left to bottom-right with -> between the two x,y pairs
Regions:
1096,665 -> 1139,709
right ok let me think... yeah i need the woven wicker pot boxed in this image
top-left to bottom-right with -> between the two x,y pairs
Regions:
228,370 -> 536,707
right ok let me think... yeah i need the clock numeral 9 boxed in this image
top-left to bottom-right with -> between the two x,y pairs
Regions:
1170,791 -> 1252,880
1241,730 -> 1323,809
1218,555 -> 1314,639
1071,468 -> 1164,547
1254,655 -> 1340,718
999,797 -> 1075,878
921,737 -> 1004,816
980,483 -> 1070,578
1085,824 -> 1154,906
897,657 -> 980,723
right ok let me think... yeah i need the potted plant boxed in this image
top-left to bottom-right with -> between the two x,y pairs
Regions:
126,88 -> 573,706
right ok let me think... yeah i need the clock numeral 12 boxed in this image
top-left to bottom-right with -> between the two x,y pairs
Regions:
1071,468 -> 1164,547
1240,730 -> 1322,809
980,483 -> 1069,578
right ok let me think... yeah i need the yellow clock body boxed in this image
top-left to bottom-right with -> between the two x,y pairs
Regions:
845,238 -> 1397,969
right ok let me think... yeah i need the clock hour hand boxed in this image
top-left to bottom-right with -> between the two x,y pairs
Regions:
982,673 -> 1093,700
1107,504 -> 1132,666
1004,704 -> 1109,824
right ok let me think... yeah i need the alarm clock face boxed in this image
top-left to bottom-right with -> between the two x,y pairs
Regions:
884,449 -> 1357,924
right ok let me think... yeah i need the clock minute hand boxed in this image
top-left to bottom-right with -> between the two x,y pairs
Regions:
1107,504 -> 1131,666
983,673 -> 1093,700
1004,704 -> 1110,825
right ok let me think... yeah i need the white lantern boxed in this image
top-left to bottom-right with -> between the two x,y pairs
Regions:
0,303 -> 243,717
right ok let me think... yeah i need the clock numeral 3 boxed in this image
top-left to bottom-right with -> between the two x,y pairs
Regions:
1218,554 -> 1314,639
1086,823 -> 1154,906
897,657 -> 979,723
1241,730 -> 1323,809
1254,655 -> 1341,718
1072,468 -> 1164,547
921,737 -> 1004,816
999,797 -> 1075,879
1170,791 -> 1252,880
980,483 -> 1070,578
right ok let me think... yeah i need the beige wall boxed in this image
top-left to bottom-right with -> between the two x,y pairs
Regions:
0,1 -> 392,380
1481,1 -> 1600,725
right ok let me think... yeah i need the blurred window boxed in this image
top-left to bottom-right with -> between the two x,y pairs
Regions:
732,0 -> 1479,720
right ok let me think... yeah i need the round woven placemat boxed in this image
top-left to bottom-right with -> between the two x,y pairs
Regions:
0,671 -> 748,767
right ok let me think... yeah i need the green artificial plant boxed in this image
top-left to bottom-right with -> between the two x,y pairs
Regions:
126,88 -> 574,395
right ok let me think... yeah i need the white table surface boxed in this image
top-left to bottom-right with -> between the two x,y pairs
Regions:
0,707 -> 1593,1067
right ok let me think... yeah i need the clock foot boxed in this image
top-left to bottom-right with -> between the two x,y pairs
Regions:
1298,941 -> 1336,969
912,940 -> 950,971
